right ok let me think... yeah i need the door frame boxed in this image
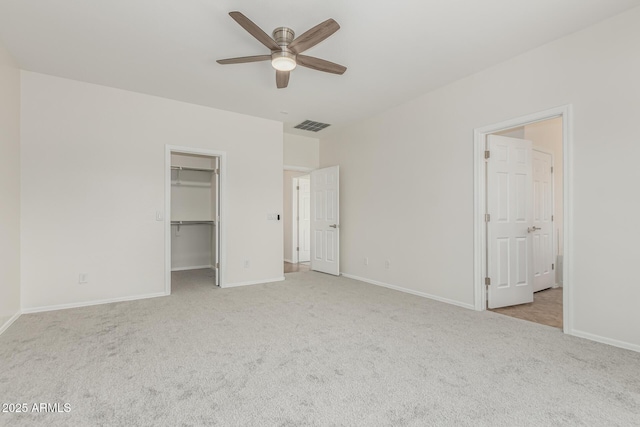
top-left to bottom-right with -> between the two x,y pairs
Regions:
165,145 -> 227,294
291,176 -> 300,264
473,105 -> 573,333
291,175 -> 311,264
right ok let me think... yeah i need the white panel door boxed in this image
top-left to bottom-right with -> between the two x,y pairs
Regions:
310,166 -> 340,275
487,135 -> 533,309
298,176 -> 311,263
532,149 -> 555,292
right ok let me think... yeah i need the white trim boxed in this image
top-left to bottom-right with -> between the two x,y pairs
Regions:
473,104 -> 573,335
21,292 -> 167,314
284,259 -> 295,264
284,165 -> 314,172
341,273 -> 475,310
0,311 -> 21,336
291,177 -> 300,264
570,329 -> 640,353
290,174 -> 311,265
222,276 -> 285,289
171,265 -> 212,272
165,145 -> 227,293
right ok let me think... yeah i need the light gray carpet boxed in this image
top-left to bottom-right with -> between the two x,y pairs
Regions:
1,270 -> 639,426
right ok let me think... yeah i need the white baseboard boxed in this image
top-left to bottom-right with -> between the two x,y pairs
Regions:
0,311 -> 21,336
341,273 -> 475,310
222,276 -> 285,289
284,259 -> 294,264
21,292 -> 168,314
171,265 -> 212,272
569,329 -> 640,353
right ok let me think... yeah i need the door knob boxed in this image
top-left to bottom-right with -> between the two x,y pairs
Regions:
527,226 -> 541,233
329,224 -> 338,228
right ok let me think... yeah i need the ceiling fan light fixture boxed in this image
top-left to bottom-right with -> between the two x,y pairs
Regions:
271,51 -> 296,71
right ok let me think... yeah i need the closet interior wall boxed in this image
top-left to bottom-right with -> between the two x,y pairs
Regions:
170,153 -> 218,277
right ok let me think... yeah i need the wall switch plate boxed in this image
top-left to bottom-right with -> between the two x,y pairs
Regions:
243,260 -> 250,269
364,257 -> 369,266
79,273 -> 88,284
385,260 -> 391,269
156,211 -> 163,221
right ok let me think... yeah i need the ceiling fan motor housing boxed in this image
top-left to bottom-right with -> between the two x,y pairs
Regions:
272,27 -> 295,47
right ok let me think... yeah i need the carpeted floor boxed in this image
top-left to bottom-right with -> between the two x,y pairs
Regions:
1,271 -> 639,426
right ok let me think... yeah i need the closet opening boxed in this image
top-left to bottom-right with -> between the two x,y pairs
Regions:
165,147 -> 225,293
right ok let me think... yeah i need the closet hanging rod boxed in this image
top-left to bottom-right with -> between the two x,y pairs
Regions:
171,166 -> 215,173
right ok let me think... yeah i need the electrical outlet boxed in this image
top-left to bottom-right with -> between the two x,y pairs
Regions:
244,259 -> 250,269
364,257 -> 369,266
385,260 -> 391,269
79,273 -> 88,284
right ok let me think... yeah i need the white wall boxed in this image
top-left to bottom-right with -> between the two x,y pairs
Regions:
283,170 -> 308,262
524,118 -> 564,258
20,72 -> 284,310
0,41 -> 21,331
320,7 -> 640,349
495,126 -> 525,139
284,133 -> 319,169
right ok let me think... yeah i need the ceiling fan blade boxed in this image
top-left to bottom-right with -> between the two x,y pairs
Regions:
296,55 -> 347,75
276,70 -> 290,89
229,11 -> 280,51
288,19 -> 340,54
217,55 -> 271,65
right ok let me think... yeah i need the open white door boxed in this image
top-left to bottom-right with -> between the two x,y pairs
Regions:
310,166 -> 339,275
298,176 -> 311,263
487,135 -> 533,309
532,149 -> 555,292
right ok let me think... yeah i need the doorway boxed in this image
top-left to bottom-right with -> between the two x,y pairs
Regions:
165,146 -> 226,294
283,166 -> 341,276
284,169 -> 311,273
473,106 -> 572,332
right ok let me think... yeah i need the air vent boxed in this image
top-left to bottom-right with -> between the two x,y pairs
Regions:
294,120 -> 331,132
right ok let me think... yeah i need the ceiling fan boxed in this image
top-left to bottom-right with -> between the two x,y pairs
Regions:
217,11 -> 347,89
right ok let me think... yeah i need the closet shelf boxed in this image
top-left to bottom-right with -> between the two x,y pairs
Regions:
171,220 -> 215,225
171,180 -> 211,187
171,166 -> 216,173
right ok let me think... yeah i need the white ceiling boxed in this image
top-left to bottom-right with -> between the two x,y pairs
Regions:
1,0 -> 638,136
